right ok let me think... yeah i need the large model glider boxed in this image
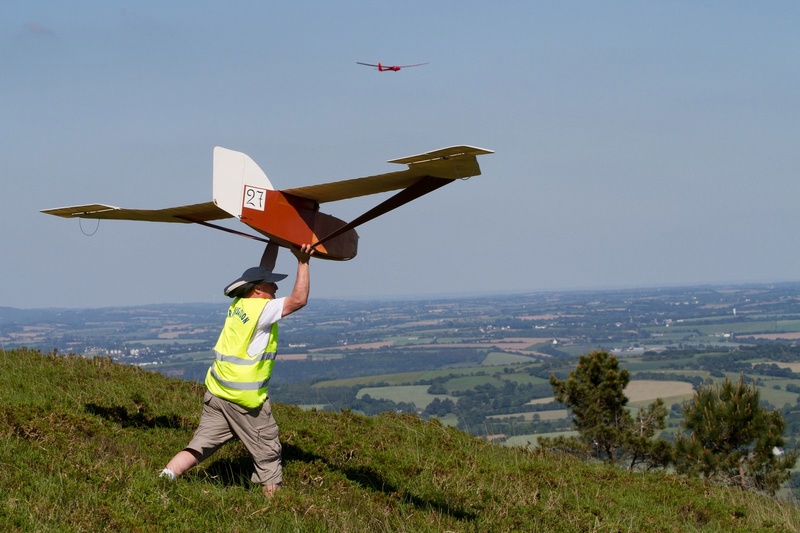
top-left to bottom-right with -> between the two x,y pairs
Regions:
357,61 -> 428,72
42,145 -> 492,268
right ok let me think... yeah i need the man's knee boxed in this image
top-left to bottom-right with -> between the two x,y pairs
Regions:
185,447 -> 203,462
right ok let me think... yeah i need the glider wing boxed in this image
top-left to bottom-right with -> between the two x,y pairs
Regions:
41,201 -> 231,223
282,145 -> 493,204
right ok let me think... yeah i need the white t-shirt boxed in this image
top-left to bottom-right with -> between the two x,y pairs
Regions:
246,297 -> 285,356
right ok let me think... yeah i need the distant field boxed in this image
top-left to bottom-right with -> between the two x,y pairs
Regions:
131,339 -> 207,346
555,344 -> 600,356
490,381 -> 694,422
527,380 -> 694,406
277,353 -> 308,361
527,397 -> 555,405
503,380 -> 694,449
772,362 -> 800,372
169,350 -> 213,361
155,327 -> 210,339
644,321 -> 780,337
661,319 -> 800,337
321,373 -> 697,414
312,364 -> 514,389
445,375 -> 506,393
751,333 -> 800,340
488,409 -> 568,421
308,337 -> 551,353
347,378 -> 696,422
624,380 -> 694,404
310,341 -> 392,352
502,373 -> 550,387
315,371 -> 429,388
753,377 -> 800,408
356,385 -> 451,409
482,352 -> 538,365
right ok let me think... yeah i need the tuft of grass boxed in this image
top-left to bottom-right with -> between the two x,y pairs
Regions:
1,348 -> 799,532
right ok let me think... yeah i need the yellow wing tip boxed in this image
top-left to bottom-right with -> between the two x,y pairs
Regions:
388,145 -> 494,166
41,204 -> 121,218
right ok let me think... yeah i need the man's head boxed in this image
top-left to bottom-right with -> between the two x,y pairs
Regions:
224,266 -> 288,299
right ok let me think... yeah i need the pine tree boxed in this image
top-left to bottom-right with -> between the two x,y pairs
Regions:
674,376 -> 798,495
544,350 -> 670,469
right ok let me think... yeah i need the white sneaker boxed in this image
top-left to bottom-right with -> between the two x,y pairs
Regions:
159,468 -> 176,480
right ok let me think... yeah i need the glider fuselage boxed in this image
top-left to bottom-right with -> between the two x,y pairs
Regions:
240,190 -> 357,261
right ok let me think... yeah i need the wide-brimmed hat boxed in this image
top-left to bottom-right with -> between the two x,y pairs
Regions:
224,266 -> 288,298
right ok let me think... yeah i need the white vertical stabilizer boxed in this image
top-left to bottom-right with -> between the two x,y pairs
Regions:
213,147 -> 274,218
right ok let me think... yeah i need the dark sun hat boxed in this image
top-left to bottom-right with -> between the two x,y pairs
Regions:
224,266 -> 288,298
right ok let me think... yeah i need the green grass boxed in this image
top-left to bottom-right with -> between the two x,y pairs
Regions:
2,348 -> 800,532
504,430 -> 579,448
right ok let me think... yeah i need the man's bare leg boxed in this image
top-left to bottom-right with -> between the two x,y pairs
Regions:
161,449 -> 202,479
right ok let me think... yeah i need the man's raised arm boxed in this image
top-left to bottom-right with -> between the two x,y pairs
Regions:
282,244 -> 313,317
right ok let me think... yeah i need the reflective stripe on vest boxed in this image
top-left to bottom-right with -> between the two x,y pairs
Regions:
214,350 -> 277,365
209,366 -> 270,390
205,297 -> 279,409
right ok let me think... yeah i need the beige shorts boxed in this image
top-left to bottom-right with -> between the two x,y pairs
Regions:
186,391 -> 282,486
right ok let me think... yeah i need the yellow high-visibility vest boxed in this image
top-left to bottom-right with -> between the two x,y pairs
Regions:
205,298 -> 278,409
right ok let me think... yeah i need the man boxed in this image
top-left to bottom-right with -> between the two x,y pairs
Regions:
160,244 -> 313,498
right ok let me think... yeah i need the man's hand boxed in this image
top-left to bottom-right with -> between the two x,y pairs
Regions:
292,244 -> 315,264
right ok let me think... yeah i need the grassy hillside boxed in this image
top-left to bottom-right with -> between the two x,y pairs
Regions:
1,349 -> 799,532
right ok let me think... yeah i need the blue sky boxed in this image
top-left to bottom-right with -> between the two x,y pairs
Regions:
2,2 -> 799,308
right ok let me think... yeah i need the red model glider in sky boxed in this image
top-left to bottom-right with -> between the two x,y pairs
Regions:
357,61 -> 428,72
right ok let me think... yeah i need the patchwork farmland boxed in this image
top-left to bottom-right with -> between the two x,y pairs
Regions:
5,282 -> 800,448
